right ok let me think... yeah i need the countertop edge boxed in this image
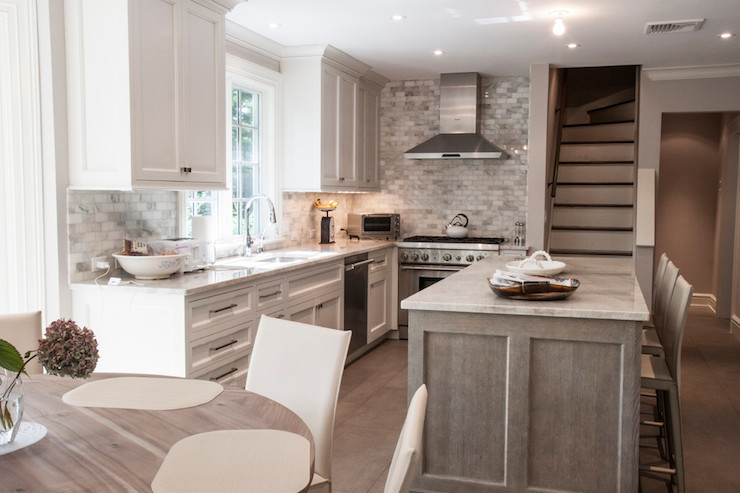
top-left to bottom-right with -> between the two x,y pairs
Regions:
70,240 -> 395,296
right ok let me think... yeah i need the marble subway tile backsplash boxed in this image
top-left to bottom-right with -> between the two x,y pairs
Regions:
352,75 -> 529,241
68,190 -> 177,282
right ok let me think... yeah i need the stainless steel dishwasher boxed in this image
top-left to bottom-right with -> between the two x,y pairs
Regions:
344,253 -> 373,355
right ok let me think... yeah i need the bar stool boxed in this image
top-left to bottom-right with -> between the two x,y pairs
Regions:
640,275 -> 693,493
642,258 -> 679,356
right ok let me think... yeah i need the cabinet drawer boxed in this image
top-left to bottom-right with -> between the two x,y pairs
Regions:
368,249 -> 390,274
196,350 -> 251,388
255,277 -> 287,311
189,320 -> 255,374
286,262 -> 343,303
188,285 -> 254,339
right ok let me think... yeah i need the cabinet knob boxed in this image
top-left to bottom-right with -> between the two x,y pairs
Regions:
339,177 -> 345,182
180,167 -> 192,173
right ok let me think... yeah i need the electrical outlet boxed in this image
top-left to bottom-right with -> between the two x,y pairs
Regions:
90,256 -> 109,272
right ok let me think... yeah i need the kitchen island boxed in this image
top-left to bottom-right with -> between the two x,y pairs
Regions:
401,256 -> 649,493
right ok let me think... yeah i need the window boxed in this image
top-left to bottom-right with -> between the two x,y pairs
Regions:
231,87 -> 262,237
182,57 -> 279,245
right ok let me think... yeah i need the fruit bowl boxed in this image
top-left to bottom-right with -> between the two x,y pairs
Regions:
113,254 -> 187,280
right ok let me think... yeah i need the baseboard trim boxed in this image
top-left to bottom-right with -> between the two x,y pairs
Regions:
691,293 -> 717,313
732,315 -> 740,334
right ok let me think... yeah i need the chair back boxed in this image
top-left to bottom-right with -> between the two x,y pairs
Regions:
662,276 -> 693,393
654,260 -> 679,337
652,253 -> 669,306
384,384 -> 428,493
0,311 -> 43,374
245,315 -> 351,481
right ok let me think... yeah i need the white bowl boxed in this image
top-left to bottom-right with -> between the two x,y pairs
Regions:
113,254 -> 187,280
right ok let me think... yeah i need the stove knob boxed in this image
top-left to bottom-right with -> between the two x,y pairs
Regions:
411,253 -> 419,261
400,252 -> 408,261
421,253 -> 429,261
477,254 -> 485,261
466,254 -> 474,262
455,255 -> 462,261
443,253 -> 452,262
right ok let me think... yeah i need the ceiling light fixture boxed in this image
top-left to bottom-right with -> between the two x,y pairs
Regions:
433,50 -> 444,56
391,14 -> 406,21
566,43 -> 580,49
550,10 -> 569,36
267,22 -> 280,29
719,32 -> 735,39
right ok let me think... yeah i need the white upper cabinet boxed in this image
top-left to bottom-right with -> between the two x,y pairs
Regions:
358,78 -> 381,190
282,46 -> 387,192
65,0 -> 231,190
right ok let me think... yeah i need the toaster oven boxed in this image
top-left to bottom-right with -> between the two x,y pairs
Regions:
346,213 -> 400,239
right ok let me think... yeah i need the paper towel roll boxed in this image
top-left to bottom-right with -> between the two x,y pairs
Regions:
192,215 -> 216,241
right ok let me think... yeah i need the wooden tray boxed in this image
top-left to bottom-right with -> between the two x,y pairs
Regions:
487,277 -> 580,301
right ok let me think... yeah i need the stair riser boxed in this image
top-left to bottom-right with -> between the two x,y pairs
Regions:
552,207 -> 634,229
562,122 -> 634,142
588,101 -> 636,123
550,230 -> 633,253
560,143 -> 634,162
555,185 -> 634,205
557,164 -> 634,184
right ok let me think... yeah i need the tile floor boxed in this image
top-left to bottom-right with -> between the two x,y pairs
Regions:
332,308 -> 740,493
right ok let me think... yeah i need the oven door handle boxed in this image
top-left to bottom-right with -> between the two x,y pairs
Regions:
400,265 -> 463,272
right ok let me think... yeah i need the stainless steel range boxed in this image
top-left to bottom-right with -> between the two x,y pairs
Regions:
397,235 -> 506,338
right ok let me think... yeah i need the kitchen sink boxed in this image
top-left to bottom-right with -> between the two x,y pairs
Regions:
213,250 -> 335,269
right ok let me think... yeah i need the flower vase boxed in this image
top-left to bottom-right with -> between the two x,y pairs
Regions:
0,370 -> 24,445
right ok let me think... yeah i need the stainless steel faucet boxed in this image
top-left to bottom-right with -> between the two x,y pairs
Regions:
242,194 -> 278,256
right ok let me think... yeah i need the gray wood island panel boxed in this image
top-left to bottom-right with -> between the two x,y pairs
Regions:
401,256 -> 649,493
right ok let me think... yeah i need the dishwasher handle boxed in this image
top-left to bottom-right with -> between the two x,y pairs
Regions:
345,258 -> 374,272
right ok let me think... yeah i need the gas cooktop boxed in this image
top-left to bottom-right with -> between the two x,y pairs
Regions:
402,235 -> 507,244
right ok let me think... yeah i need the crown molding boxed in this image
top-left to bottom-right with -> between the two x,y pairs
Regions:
643,64 -> 740,81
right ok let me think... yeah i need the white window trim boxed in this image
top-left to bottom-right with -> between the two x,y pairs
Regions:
179,55 -> 282,252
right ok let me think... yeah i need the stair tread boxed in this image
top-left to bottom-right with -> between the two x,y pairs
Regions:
553,203 -> 634,208
561,140 -> 634,145
549,249 -> 633,256
558,160 -> 634,165
587,99 -> 636,113
563,120 -> 635,128
552,226 -> 633,232
556,182 -> 634,186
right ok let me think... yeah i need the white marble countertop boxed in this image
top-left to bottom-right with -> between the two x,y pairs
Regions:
71,239 -> 395,296
401,255 -> 649,321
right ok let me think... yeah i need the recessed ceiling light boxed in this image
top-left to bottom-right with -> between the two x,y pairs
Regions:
267,23 -> 280,29
550,10 -> 569,36
391,14 -> 406,21
433,50 -> 444,56
719,32 -> 735,39
566,43 -> 580,49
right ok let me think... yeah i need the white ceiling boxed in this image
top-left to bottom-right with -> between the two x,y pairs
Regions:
226,0 -> 740,81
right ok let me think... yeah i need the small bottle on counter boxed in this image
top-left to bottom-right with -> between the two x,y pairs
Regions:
514,221 -> 525,246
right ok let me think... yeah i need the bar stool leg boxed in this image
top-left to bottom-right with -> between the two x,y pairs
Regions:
666,384 -> 685,493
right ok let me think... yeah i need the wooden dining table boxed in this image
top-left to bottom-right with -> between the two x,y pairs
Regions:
0,374 -> 315,492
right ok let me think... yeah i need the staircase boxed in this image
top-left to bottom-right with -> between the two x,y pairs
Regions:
549,100 -> 637,256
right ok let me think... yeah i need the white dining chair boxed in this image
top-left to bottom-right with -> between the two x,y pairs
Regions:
0,311 -> 43,374
384,384 -> 428,493
640,275 -> 693,493
246,315 -> 351,492
642,259 -> 679,356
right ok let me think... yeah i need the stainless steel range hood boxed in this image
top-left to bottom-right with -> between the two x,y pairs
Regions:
404,72 -> 506,160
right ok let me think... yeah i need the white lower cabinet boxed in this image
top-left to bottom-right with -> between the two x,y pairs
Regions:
71,258 -> 345,386
367,248 -> 392,343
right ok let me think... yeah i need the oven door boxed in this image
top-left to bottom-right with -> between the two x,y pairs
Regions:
398,264 -> 463,337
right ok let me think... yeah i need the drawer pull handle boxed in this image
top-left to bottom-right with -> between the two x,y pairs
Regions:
259,290 -> 282,300
210,303 -> 237,314
210,367 -> 238,381
210,339 -> 238,352
181,167 -> 192,173
276,314 -> 285,319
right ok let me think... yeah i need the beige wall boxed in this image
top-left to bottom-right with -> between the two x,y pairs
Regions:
656,113 -> 722,294
636,72 -> 740,306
